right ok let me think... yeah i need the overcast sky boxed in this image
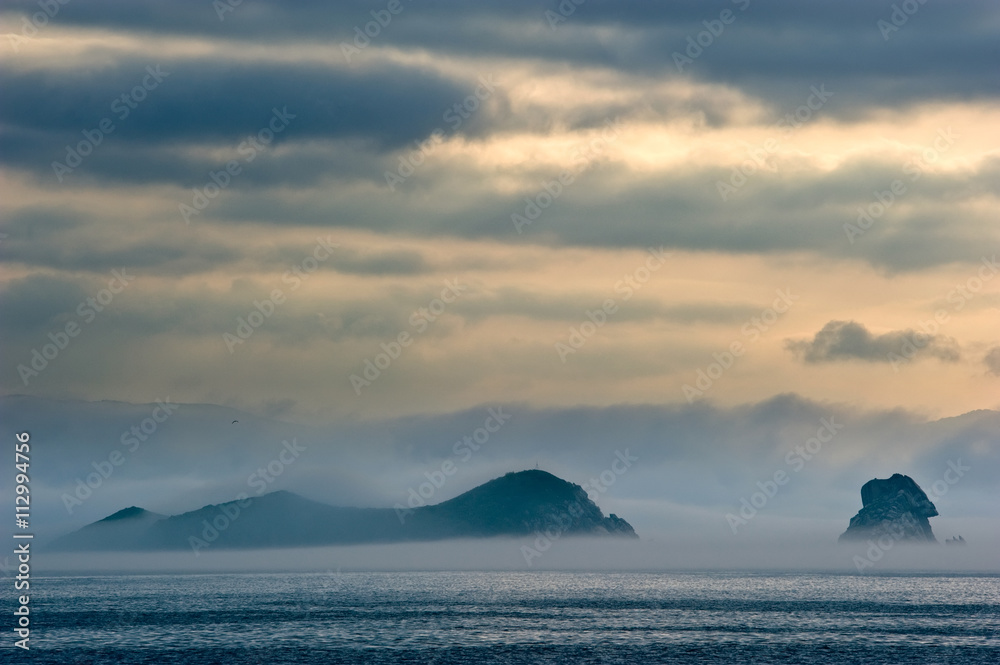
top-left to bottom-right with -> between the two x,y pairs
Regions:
1,1 -> 998,559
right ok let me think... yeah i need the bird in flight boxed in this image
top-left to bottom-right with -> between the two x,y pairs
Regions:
232,420 -> 239,424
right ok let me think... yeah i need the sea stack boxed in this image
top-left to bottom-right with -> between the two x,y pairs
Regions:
839,473 -> 938,543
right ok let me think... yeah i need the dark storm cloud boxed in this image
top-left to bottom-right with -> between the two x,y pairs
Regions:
5,0 -> 997,116
785,320 -> 961,364
0,58 -> 476,179
2,2 -> 997,279
0,129 -> 396,188
0,61 -> 464,143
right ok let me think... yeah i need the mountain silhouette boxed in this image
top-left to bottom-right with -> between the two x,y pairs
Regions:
50,506 -> 167,551
52,470 -> 637,552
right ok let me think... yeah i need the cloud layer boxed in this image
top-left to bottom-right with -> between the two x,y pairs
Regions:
0,0 -> 997,508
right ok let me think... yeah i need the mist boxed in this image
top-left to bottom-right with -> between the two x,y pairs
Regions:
3,394 -> 998,552
33,534 -> 1000,578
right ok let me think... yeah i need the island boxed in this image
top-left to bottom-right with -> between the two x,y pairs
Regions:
839,473 -> 938,543
51,469 -> 637,552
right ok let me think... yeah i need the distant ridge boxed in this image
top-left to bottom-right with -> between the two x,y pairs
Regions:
52,470 -> 637,552
51,506 -> 166,551
100,506 -> 151,522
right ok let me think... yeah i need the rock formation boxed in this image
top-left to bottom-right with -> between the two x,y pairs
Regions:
839,473 -> 938,543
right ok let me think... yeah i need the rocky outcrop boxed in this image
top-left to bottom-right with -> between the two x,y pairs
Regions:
839,473 -> 938,543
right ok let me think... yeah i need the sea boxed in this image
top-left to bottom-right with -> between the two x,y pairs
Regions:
6,571 -> 999,664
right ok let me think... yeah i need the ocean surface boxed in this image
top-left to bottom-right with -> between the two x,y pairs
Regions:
7,571 -> 999,664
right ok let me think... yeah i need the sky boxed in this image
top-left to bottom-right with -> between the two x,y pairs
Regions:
1,1 -> 998,568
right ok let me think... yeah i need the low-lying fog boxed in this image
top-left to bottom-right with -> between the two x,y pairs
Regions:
35,529 -> 1000,577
